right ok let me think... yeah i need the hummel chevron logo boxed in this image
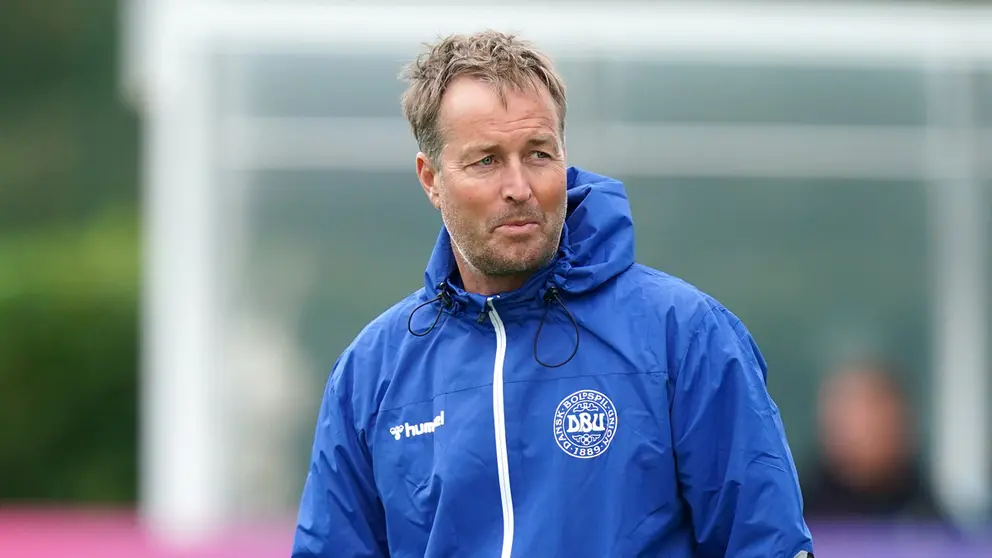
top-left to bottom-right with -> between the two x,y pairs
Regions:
390,411 -> 445,440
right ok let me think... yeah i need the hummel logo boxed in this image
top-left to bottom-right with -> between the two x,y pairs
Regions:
390,411 -> 445,440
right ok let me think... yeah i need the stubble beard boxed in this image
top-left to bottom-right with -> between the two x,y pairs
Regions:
441,194 -> 567,280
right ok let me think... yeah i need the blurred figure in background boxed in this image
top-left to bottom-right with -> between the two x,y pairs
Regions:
802,358 -> 944,521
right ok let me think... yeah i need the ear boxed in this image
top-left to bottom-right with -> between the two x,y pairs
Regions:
416,153 -> 441,210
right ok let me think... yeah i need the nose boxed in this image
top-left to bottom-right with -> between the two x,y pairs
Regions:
500,160 -> 532,203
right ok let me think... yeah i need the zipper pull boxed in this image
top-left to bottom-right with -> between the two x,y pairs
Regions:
479,296 -> 496,323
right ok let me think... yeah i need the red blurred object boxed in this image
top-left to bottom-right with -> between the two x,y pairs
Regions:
0,507 -> 292,558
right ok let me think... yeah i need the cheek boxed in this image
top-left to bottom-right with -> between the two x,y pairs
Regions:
538,184 -> 567,217
441,185 -> 490,227
531,166 -> 568,211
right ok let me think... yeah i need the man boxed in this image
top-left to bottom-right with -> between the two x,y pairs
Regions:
803,359 -> 943,521
292,30 -> 814,558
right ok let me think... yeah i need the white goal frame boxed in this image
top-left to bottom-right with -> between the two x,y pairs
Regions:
131,0 -> 992,543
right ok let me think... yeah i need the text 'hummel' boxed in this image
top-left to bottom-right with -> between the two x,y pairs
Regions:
390,411 -> 445,440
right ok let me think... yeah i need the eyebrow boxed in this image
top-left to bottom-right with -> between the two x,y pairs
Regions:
460,142 -> 500,157
527,134 -> 561,151
460,135 -> 561,158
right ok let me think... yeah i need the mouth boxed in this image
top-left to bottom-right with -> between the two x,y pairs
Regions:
494,220 -> 540,233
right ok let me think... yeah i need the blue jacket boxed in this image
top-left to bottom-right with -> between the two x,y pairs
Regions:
292,167 -> 814,557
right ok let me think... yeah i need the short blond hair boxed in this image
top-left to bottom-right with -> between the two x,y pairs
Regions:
399,30 -> 567,165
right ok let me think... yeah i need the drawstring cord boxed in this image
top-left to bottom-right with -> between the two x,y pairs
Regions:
407,283 -> 453,337
534,286 -> 580,368
406,283 -> 581,368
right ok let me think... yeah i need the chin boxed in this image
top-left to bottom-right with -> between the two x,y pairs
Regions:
511,251 -> 556,273
473,238 -> 556,274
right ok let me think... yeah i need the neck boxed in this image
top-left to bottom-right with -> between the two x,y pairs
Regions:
461,271 -> 532,297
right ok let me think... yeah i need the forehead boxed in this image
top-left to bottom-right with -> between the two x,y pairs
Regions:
438,77 -> 559,145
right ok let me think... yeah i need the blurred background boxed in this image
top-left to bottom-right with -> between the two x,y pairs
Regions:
1,1 -> 991,556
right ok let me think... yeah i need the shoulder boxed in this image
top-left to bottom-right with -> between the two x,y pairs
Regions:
325,288 -> 431,403
615,263 -> 726,328
610,263 -> 756,370
343,289 -> 430,359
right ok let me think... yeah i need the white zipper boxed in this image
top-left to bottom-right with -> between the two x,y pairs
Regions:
487,297 -> 514,558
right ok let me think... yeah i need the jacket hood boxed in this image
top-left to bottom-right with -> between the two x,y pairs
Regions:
423,166 -> 635,308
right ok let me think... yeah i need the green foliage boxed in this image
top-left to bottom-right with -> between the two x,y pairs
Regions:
0,0 -> 140,502
0,0 -> 137,233
0,210 -> 139,502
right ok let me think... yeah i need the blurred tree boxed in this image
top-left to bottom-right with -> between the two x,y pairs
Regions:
0,0 -> 138,232
0,210 -> 138,502
0,0 -> 140,502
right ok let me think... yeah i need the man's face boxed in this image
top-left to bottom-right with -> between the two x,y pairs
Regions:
818,368 -> 909,486
417,77 -> 568,283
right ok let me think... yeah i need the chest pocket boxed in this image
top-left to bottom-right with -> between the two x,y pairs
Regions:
374,399 -> 444,511
500,362 -> 681,554
372,386 -> 503,523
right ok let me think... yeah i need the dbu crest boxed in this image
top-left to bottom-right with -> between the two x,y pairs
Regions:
553,389 -> 618,459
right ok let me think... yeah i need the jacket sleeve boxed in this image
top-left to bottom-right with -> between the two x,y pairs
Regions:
291,355 -> 389,558
670,306 -> 814,557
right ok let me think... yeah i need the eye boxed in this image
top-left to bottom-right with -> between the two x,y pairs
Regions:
532,151 -> 551,159
477,155 -> 495,166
